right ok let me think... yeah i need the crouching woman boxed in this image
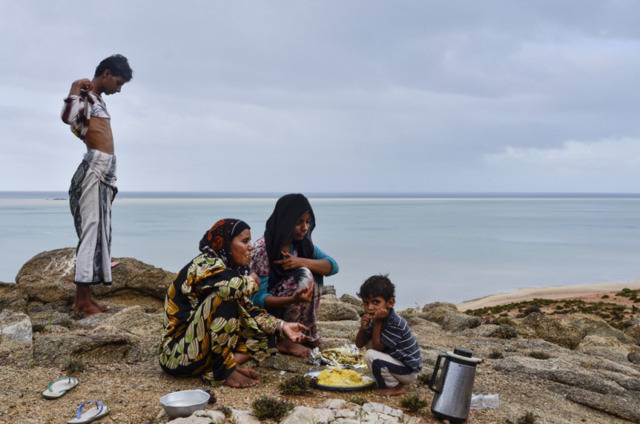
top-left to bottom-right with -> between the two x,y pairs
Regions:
159,219 -> 306,388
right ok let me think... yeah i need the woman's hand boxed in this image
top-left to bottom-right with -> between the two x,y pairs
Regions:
274,251 -> 307,270
292,282 -> 315,303
282,322 -> 308,343
248,272 -> 260,285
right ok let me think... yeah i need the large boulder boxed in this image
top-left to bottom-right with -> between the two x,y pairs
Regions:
32,306 -> 162,367
568,315 -> 632,344
562,387 -> 640,423
339,294 -> 363,315
628,349 -> 640,365
624,323 -> 640,345
0,310 -> 33,367
317,320 -> 360,341
0,282 -> 27,312
494,356 -> 625,395
421,302 -> 458,322
317,299 -> 359,321
520,312 -> 585,349
15,248 -> 175,312
320,285 -> 336,296
577,335 -> 632,363
421,302 -> 480,332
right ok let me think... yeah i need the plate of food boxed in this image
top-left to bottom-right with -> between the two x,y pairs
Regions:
306,368 -> 375,392
310,344 -> 367,369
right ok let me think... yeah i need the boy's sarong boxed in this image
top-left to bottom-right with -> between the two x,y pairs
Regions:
69,149 -> 117,285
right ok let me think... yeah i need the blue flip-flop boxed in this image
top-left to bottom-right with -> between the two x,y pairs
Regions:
68,400 -> 109,424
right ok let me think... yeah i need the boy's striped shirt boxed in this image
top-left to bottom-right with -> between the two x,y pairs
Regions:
364,308 -> 422,372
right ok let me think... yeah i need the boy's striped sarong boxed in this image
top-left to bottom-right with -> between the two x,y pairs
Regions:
69,149 -> 117,285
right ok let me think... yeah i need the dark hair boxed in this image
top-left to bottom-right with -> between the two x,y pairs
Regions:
94,54 -> 133,81
358,274 -> 395,301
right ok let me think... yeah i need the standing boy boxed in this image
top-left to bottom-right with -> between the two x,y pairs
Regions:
61,54 -> 133,316
355,274 -> 422,395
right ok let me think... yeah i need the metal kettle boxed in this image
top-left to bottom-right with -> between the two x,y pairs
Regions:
429,347 -> 482,423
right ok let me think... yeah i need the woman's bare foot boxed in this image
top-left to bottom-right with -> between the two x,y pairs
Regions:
224,369 -> 259,388
233,353 -> 252,365
377,384 -> 407,396
277,338 -> 311,358
236,366 -> 260,381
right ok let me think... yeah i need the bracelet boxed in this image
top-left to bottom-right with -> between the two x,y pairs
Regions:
277,320 -> 285,335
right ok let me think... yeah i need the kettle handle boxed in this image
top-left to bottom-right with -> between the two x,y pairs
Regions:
428,354 -> 446,393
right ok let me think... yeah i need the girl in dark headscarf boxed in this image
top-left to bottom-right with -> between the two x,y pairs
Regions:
251,194 -> 339,357
160,218 -> 307,388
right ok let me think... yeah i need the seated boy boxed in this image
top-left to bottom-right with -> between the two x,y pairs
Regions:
355,275 -> 422,395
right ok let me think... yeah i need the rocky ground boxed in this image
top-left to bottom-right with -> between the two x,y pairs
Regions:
2,248 -> 640,423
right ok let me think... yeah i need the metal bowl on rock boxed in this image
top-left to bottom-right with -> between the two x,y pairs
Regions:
159,389 -> 210,418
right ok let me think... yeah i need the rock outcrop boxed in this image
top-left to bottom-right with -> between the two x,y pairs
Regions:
0,310 -> 33,367
15,247 -> 174,312
3,249 -> 640,424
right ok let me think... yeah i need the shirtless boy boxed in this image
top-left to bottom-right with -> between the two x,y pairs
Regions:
61,54 -> 133,316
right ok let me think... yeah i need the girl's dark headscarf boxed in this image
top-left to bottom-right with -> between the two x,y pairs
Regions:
265,193 -> 321,291
199,218 -> 251,276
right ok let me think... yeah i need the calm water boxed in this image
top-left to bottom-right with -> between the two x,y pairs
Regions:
1,192 -> 639,307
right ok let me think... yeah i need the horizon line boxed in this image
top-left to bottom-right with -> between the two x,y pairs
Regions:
1,190 -> 639,197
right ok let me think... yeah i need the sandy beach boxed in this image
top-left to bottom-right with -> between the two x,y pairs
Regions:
458,280 -> 640,311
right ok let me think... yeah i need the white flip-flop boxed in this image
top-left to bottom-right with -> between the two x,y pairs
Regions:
68,400 -> 109,424
42,376 -> 79,399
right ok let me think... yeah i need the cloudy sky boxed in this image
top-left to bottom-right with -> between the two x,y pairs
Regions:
1,1 -> 639,193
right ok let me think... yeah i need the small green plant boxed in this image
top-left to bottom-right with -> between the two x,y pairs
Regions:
493,316 -> 516,326
217,406 -> 232,417
400,393 -> 427,413
523,305 -> 541,316
488,350 -> 504,359
528,351 -> 551,360
65,358 -> 85,374
278,375 -> 311,396
491,324 -> 518,339
601,294 -> 610,299
517,411 -> 537,424
417,373 -> 431,385
349,395 -> 366,405
252,397 -> 293,421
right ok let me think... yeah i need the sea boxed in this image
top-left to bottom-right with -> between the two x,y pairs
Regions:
1,192 -> 639,308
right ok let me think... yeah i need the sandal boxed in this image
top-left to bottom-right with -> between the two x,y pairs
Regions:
42,376 -> 79,399
68,400 -> 109,424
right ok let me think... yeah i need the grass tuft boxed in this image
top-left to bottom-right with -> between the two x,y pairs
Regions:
252,396 -> 293,421
528,351 -> 551,360
278,375 -> 312,396
349,395 -> 366,405
517,411 -> 537,424
488,350 -> 504,359
400,393 -> 428,413
64,358 -> 85,374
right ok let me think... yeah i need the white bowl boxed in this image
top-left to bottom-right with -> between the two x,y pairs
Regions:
159,389 -> 210,418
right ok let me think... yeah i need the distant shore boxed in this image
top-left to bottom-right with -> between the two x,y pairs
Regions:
458,280 -> 640,311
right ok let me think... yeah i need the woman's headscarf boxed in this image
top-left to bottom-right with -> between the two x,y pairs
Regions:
264,193 -> 320,291
199,218 -> 251,275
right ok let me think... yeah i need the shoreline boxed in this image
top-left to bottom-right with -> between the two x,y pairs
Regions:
458,280 -> 640,311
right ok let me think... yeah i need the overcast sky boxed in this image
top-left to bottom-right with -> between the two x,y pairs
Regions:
1,1 -> 639,193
